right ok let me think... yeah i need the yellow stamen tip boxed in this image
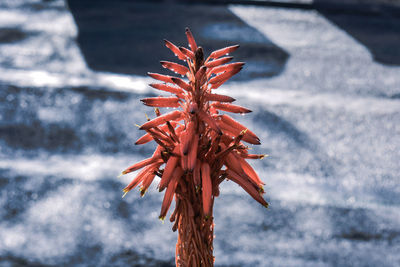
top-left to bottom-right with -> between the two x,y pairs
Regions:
122,190 -> 129,198
159,216 -> 165,223
140,188 -> 147,197
117,173 -> 124,178
134,124 -> 141,128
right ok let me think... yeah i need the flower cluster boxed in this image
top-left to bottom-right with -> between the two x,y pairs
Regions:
121,28 -> 268,222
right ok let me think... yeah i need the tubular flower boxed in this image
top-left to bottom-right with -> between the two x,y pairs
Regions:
121,28 -> 268,267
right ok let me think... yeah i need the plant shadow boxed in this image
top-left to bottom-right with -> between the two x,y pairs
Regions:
66,0 -> 289,80
314,0 -> 400,65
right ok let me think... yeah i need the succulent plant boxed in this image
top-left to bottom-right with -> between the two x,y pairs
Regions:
121,28 -> 268,267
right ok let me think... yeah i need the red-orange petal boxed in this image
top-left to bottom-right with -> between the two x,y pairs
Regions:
179,46 -> 195,60
171,77 -> 192,92
135,123 -> 178,145
224,153 -> 261,189
159,167 -> 183,220
164,39 -> 186,60
148,72 -> 174,83
139,162 -> 163,196
220,114 -> 259,140
210,62 -> 245,74
233,153 -> 264,187
187,134 -> 199,171
194,159 -> 201,187
141,97 -> 180,108
149,83 -> 185,96
122,156 -> 162,175
185,27 -> 198,52
179,130 -> 189,171
123,165 -> 152,194
159,145 -> 181,191
140,110 -> 183,130
210,80 -> 227,90
205,57 -> 233,68
160,61 -> 189,76
241,153 -> 267,160
195,66 -> 207,86
147,128 -> 173,145
181,121 -> 195,155
209,45 -> 240,59
217,119 -> 260,145
211,102 -> 252,114
208,67 -> 242,84
204,93 -> 236,103
198,110 -> 222,134
226,168 -> 268,208
201,162 -> 212,217
135,133 -> 153,145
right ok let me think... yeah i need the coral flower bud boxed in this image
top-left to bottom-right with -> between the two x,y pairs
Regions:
185,27 -> 198,52
140,110 -> 183,130
164,39 -> 186,60
201,162 -> 212,217
179,46 -> 195,60
205,56 -> 233,68
160,61 -> 189,76
209,45 -> 240,59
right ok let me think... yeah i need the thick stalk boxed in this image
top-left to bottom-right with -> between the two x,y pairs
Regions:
174,173 -> 214,267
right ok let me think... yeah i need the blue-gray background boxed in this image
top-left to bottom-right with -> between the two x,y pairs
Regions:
0,0 -> 399,266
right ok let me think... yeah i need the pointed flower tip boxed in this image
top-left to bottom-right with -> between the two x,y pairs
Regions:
264,203 -> 269,209
122,190 -> 129,198
117,173 -> 124,178
159,215 -> 166,223
140,189 -> 147,197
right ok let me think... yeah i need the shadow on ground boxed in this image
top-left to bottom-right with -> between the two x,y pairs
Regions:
66,0 -> 289,79
314,0 -> 400,65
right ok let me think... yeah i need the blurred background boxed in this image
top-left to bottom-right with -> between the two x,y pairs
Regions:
0,0 -> 399,266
